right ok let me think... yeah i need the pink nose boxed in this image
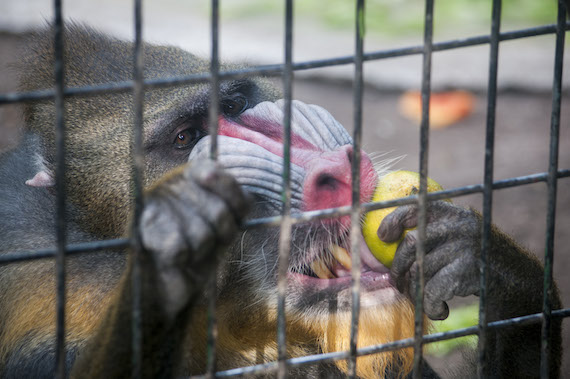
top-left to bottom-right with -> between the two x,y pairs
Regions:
303,145 -> 377,213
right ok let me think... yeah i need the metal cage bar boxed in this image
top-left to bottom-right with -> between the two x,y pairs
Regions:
130,0 -> 145,376
277,1 -> 294,378
541,1 -> 567,377
188,308 -> 570,379
477,0 -> 502,376
52,0 -> 66,377
2,23 -> 568,107
412,0 -> 434,376
0,1 -> 567,378
208,0 -> 221,161
1,169 -> 569,263
206,1 -> 221,377
348,0 -> 365,377
2,170 -> 570,267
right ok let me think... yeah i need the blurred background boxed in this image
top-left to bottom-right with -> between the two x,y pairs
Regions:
1,0 -> 569,376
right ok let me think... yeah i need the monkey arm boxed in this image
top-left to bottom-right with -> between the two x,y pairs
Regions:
70,161 -> 249,378
69,264 -> 185,378
482,225 -> 562,379
378,202 -> 562,377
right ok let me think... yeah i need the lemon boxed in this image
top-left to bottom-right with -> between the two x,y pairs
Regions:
362,170 -> 444,268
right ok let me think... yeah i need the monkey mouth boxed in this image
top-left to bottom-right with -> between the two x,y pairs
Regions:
290,232 -> 395,292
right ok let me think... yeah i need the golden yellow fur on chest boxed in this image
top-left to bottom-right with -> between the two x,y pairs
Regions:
186,300 -> 417,378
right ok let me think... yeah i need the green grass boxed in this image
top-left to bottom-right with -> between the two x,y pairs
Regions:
217,0 -> 559,38
426,302 -> 479,356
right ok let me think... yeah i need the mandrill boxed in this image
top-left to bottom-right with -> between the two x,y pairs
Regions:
0,25 -> 561,378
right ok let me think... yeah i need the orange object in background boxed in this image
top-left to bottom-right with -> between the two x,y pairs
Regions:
398,90 -> 475,129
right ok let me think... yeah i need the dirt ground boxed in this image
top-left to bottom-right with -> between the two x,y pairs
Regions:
1,31 -> 569,376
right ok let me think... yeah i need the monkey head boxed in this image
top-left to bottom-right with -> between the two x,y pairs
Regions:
187,100 -> 415,375
20,26 -> 414,376
4,23 -> 561,379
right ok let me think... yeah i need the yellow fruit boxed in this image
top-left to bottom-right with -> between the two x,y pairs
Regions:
362,170 -> 444,268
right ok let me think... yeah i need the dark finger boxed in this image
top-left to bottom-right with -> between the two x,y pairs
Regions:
187,160 -> 250,220
405,262 -> 450,320
177,179 -> 241,247
379,201 -> 466,243
140,193 -> 214,262
423,261 -> 467,320
424,298 -> 450,321
406,243 -> 462,288
389,225 -> 451,280
389,229 -> 418,292
378,204 -> 419,242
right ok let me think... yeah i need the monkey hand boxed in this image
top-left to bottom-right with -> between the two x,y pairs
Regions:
140,160 -> 249,319
378,201 -> 481,320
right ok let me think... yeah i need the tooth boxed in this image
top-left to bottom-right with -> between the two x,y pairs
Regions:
330,244 -> 352,270
310,259 -> 334,279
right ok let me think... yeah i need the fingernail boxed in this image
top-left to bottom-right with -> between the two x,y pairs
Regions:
377,226 -> 387,241
396,277 -> 407,294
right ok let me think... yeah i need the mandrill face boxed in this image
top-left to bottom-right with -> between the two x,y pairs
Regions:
10,26 -> 559,379
189,99 -> 415,377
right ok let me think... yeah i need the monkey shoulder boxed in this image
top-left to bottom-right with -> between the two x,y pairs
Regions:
0,134 -> 58,253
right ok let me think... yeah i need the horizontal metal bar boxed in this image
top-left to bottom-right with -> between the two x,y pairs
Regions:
1,22 -> 568,106
0,238 -> 129,265
187,308 -> 570,378
1,169 -> 568,264
246,169 -> 570,228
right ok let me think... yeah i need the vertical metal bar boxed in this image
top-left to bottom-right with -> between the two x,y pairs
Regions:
206,0 -> 220,377
478,0 -> 501,377
412,0 -> 433,377
53,0 -> 66,377
209,0 -> 220,161
131,0 -> 145,377
347,0 -> 365,377
540,1 -> 566,377
277,1 -> 294,378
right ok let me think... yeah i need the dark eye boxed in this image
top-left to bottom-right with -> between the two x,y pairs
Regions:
221,95 -> 248,117
174,128 -> 202,149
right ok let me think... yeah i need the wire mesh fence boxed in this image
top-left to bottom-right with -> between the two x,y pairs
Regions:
0,0 -> 568,378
